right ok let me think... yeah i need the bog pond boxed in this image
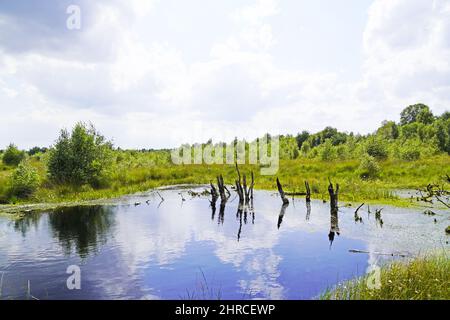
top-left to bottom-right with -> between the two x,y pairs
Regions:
0,186 -> 448,299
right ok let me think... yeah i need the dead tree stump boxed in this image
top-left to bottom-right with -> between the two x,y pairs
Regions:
276,178 -> 289,205
305,181 -> 311,203
235,164 -> 254,206
210,182 -> 218,202
328,179 -> 339,211
217,175 -> 227,202
249,171 -> 254,201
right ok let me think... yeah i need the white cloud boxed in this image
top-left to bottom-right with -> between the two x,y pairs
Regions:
359,0 -> 450,116
0,0 -> 448,149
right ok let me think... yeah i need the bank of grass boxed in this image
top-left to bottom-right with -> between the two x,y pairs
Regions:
0,155 -> 449,208
320,253 -> 450,300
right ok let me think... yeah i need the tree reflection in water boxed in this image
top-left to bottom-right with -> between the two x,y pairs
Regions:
12,212 -> 41,237
48,205 -> 116,258
328,207 -> 340,249
277,203 -> 289,229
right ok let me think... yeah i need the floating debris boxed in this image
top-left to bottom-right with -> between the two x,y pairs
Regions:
349,249 -> 410,258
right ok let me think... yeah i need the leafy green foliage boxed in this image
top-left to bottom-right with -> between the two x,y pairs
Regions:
2,144 -> 25,166
0,103 -> 448,206
398,139 -> 422,161
300,140 -> 311,156
48,122 -> 113,187
400,103 -> 434,125
28,146 -> 48,156
282,105 -> 447,162
434,118 -> 450,154
319,139 -> 337,161
10,160 -> 40,198
377,121 -> 399,140
357,155 -> 380,180
279,135 -> 299,159
307,126 -> 347,147
295,131 -> 310,149
365,137 -> 388,160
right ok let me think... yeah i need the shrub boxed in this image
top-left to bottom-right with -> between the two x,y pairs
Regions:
300,141 -> 311,156
357,155 -> 380,180
336,145 -> 349,160
10,160 -> 40,198
377,120 -> 399,140
434,119 -> 450,154
319,139 -> 337,161
400,146 -> 420,161
2,144 -> 25,166
365,137 -> 388,160
48,122 -> 113,187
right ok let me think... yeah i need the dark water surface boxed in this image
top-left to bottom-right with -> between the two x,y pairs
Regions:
0,187 -> 448,300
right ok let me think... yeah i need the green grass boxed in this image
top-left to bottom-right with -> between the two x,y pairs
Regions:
0,155 -> 449,208
320,253 -> 450,300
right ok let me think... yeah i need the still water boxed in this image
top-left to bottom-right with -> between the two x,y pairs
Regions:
0,187 -> 448,300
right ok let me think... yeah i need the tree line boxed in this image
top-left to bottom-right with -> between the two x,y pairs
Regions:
0,103 -> 448,201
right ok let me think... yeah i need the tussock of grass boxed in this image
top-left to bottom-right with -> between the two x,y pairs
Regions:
321,253 -> 450,300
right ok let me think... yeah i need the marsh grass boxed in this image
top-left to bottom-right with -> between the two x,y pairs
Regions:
320,253 -> 450,300
0,155 -> 448,208
181,269 -> 223,300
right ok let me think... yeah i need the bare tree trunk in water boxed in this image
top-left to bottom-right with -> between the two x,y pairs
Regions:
276,178 -> 289,205
305,181 -> 311,203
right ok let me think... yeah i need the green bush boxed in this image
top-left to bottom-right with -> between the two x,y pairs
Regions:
365,137 -> 388,160
357,155 -> 380,180
48,122 -> 113,187
319,139 -> 337,161
2,143 -> 25,166
400,146 -> 421,161
300,141 -> 311,156
10,161 -> 40,199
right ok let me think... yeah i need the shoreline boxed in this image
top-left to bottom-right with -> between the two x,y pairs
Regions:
0,183 -> 443,217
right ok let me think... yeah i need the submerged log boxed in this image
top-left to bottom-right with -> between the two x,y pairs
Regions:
349,249 -> 409,258
276,178 -> 289,205
285,192 -> 307,196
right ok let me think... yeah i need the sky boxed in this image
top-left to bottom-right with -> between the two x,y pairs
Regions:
0,0 -> 449,149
